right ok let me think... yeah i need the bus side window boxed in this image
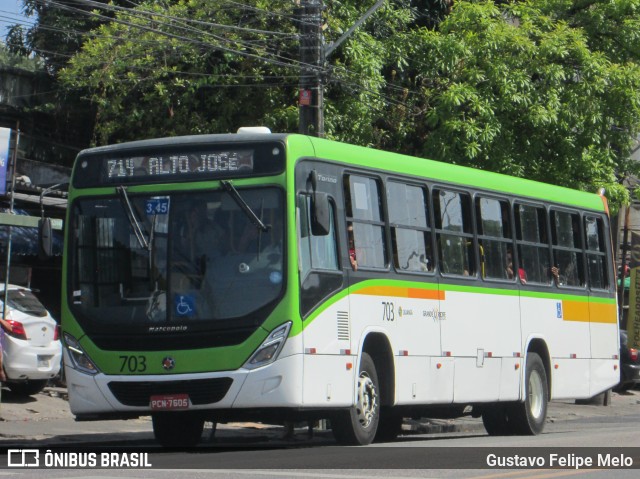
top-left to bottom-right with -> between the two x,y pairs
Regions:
344,175 -> 387,269
476,197 -> 514,281
585,216 -> 609,290
387,181 -> 433,273
551,209 -> 585,287
515,203 -> 551,285
297,194 -> 339,276
433,188 -> 475,276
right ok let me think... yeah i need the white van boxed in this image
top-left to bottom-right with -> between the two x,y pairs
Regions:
1,285 -> 62,396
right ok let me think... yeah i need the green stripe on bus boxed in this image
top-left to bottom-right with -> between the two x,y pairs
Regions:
286,135 -> 605,212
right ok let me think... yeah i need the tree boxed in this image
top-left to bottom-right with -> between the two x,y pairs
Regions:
0,42 -> 42,71
384,1 -> 640,209
12,0 -> 640,210
6,0 -> 130,74
57,1 -> 301,143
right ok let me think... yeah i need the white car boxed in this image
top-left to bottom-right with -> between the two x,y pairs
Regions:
1,284 -> 62,396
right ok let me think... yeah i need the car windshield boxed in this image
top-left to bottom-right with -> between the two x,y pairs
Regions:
69,187 -> 284,326
1,289 -> 48,317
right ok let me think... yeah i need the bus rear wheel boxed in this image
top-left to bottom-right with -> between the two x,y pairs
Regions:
152,412 -> 205,447
481,404 -> 512,436
331,352 -> 380,445
509,352 -> 548,435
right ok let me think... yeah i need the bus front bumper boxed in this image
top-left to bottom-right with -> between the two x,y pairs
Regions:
64,352 -> 304,416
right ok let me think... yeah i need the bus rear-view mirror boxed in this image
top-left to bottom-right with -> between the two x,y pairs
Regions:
39,217 -> 54,259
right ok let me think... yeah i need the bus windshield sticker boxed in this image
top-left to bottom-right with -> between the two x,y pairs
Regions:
175,294 -> 195,318
145,198 -> 169,215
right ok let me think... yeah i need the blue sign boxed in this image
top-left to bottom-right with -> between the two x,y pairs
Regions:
556,302 -> 563,319
145,198 -> 169,215
174,294 -> 195,317
0,128 -> 11,195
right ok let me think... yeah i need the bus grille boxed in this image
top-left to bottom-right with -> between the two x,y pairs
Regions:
107,378 -> 233,407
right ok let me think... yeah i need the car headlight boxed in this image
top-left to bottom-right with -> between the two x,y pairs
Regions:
244,322 -> 292,370
63,332 -> 100,375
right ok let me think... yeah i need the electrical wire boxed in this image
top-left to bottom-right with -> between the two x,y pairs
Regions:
5,1 -> 424,117
43,0 -> 316,73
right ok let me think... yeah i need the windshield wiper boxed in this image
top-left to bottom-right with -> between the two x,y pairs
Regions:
221,180 -> 269,232
116,186 -> 150,250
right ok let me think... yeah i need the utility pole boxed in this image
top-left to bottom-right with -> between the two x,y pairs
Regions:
297,0 -> 386,137
298,0 -> 324,137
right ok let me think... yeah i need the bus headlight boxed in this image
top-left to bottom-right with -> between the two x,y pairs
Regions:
64,333 -> 100,375
244,322 -> 292,370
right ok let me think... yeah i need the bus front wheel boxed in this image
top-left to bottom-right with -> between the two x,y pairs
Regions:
152,412 -> 205,447
331,352 -> 380,445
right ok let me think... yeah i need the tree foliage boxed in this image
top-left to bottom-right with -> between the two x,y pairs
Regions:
8,0 -> 640,210
395,1 -> 640,208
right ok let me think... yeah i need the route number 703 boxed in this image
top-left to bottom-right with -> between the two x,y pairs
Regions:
119,355 -> 147,373
382,301 -> 395,321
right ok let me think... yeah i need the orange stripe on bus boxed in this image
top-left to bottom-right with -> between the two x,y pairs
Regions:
561,301 -> 589,322
408,288 -> 444,300
354,286 -> 443,300
562,300 -> 617,324
588,302 -> 617,324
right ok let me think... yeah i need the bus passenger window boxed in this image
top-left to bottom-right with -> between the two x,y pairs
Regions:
387,181 -> 432,273
551,210 -> 585,287
344,175 -> 386,269
476,197 -> 514,281
433,189 -> 475,276
584,216 -> 609,290
515,203 -> 551,285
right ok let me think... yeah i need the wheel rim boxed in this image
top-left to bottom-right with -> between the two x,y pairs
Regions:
528,369 -> 544,419
356,371 -> 378,429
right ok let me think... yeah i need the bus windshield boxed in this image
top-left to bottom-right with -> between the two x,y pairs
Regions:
69,187 -> 284,328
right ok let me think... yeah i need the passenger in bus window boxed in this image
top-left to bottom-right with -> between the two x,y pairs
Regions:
506,250 -> 527,284
551,258 -> 581,287
348,224 -> 357,271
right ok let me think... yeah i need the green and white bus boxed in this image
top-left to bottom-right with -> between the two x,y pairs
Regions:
61,129 -> 619,446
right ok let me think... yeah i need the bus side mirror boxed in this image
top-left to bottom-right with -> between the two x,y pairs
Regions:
39,217 -> 54,259
311,192 -> 330,236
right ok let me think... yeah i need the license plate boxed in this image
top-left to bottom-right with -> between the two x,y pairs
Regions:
150,394 -> 190,410
37,356 -> 51,368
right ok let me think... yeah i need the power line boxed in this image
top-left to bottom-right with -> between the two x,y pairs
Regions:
69,0 -> 298,38
6,1 -> 423,121
43,0 -> 314,73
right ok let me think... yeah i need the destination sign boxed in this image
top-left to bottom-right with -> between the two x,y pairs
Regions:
72,141 -> 286,188
106,150 -> 253,180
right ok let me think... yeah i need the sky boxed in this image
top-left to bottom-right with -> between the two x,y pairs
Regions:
0,1 -> 35,40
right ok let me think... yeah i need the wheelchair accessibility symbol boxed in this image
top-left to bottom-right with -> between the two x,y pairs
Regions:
174,294 -> 195,317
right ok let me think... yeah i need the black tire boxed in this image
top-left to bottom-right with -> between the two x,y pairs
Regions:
614,382 -> 634,393
152,413 -> 205,447
332,352 -> 380,445
481,404 -> 512,436
374,407 -> 403,442
509,352 -> 548,435
7,379 -> 48,397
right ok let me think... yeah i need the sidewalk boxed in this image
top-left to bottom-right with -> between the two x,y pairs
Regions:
1,385 -> 639,446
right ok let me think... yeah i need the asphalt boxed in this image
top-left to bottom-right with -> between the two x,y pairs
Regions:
0,385 -> 639,446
